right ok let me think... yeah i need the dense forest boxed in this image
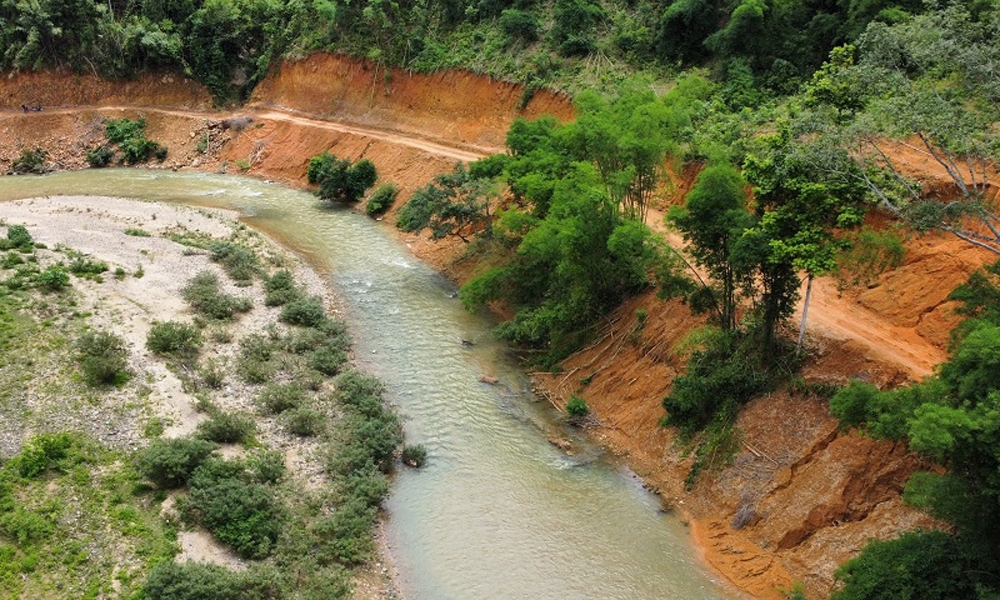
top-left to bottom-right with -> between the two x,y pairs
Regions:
0,0 -> 982,102
4,0 -> 1000,597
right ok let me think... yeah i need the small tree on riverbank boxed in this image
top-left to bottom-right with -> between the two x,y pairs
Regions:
307,152 -> 378,204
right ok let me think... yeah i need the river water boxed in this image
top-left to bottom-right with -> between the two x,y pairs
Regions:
0,170 -> 726,600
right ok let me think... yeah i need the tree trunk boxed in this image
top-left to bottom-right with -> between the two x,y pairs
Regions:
797,274 -> 814,352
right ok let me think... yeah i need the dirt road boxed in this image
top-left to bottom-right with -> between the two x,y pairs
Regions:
33,104 -> 494,163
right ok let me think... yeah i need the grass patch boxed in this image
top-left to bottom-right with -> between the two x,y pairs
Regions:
0,433 -> 178,599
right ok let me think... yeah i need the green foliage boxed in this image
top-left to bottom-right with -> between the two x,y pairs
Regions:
76,330 -> 130,387
209,242 -> 259,284
86,145 -> 114,168
401,444 -> 427,468
331,370 -> 402,474
104,118 -> 167,164
147,321 -> 203,358
280,297 -> 327,328
11,148 -> 47,174
283,407 -> 325,437
185,460 -> 281,559
12,433 -> 77,479
309,343 -> 348,376
669,162 -> 752,331
183,271 -> 253,320
832,530 -> 977,600
396,163 -> 492,243
68,256 -> 109,278
5,225 -> 32,249
264,269 -> 300,306
307,153 -> 378,204
500,9 -> 540,43
140,561 -> 247,600
365,183 -> 399,217
138,438 -> 218,489
196,410 -> 256,445
565,395 -> 589,418
836,226 -> 906,287
551,0 -> 604,57
462,162 -> 663,365
256,383 -> 305,414
36,266 -> 69,291
663,328 -> 792,437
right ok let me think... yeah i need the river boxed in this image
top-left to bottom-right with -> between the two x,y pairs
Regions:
0,169 -> 726,600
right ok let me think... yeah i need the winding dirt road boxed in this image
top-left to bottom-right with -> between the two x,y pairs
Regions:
37,104 -> 494,163
645,208 -> 945,380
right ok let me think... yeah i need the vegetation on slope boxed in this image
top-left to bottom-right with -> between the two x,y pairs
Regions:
0,0 -> 960,102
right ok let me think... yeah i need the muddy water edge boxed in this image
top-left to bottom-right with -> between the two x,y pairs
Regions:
0,169 -> 729,600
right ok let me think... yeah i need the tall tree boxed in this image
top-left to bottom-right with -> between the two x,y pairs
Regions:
808,7 -> 1000,254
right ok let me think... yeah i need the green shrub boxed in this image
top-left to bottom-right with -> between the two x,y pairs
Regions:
334,370 -> 385,413
76,330 -> 130,386
68,256 -> 109,278
339,465 -> 391,507
299,569 -> 352,600
124,228 -> 151,237
401,444 -> 427,468
104,118 -> 166,164
244,449 -> 286,484
236,356 -> 274,384
0,506 -> 55,544
662,330 -> 778,437
106,118 -> 147,144
317,319 -> 351,349
11,148 -> 47,174
335,412 -> 402,475
365,183 -> 399,217
280,297 -> 327,328
499,9 -> 540,42
6,225 -> 33,248
14,432 -> 77,478
2,251 -> 24,268
832,530 -> 976,600
285,328 -> 327,354
256,383 -> 305,414
86,145 -> 114,168
239,333 -> 275,362
186,464 -> 282,559
183,271 -> 253,320
209,242 -> 259,284
138,437 -> 218,489
283,407 -> 325,437
199,358 -> 226,389
37,266 -> 69,290
196,411 -> 256,444
566,395 -> 589,418
310,498 -> 377,566
140,561 -> 246,600
308,343 -> 348,376
147,321 -> 203,358
263,269 -> 299,306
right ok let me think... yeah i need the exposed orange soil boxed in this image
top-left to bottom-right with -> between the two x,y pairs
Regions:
2,58 -> 996,600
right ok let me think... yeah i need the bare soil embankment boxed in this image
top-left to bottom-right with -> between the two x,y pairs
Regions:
2,56 -> 996,600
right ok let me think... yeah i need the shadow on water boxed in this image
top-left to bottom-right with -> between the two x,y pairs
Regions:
0,170 -> 727,600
